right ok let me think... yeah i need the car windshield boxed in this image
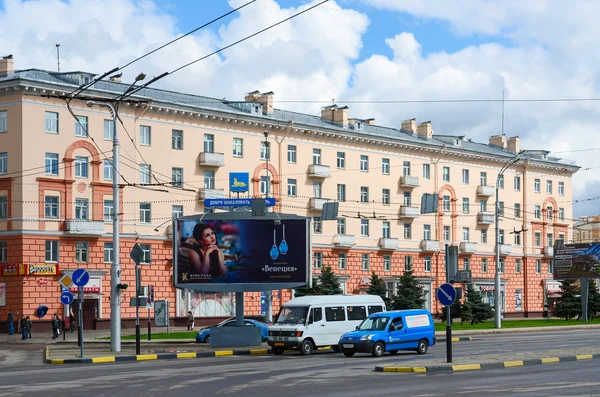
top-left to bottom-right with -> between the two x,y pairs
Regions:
276,306 -> 309,325
357,316 -> 390,331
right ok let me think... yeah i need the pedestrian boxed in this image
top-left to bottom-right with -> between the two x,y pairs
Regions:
187,311 -> 194,330
51,314 -> 60,339
20,315 -> 27,341
26,316 -> 32,338
7,310 -> 14,335
16,311 -> 20,334
69,308 -> 75,333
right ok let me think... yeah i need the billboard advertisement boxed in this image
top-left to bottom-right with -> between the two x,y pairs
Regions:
554,242 -> 600,279
174,213 -> 309,292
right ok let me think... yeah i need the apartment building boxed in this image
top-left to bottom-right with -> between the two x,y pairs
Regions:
0,57 -> 579,327
573,216 -> 600,243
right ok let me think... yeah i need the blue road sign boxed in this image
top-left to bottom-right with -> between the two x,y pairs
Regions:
72,268 -> 90,287
60,291 -> 74,305
204,198 -> 276,207
437,283 -> 457,306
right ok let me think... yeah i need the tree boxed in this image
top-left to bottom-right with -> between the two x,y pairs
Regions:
390,270 -> 425,310
462,285 -> 494,324
317,265 -> 342,295
293,279 -> 321,297
367,272 -> 389,309
587,279 -> 600,320
554,280 -> 581,320
439,302 -> 462,324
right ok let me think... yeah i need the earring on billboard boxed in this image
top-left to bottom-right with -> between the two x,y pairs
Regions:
270,229 -> 280,260
279,224 -> 288,255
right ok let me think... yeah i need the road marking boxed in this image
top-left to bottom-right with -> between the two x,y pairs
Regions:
541,357 -> 560,364
576,354 -> 593,360
136,354 -> 158,361
177,352 -> 197,359
452,364 -> 481,371
503,360 -> 524,367
92,357 -> 116,363
215,350 -> 234,357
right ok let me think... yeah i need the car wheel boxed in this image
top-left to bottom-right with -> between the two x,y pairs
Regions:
205,336 -> 211,344
300,339 -> 313,355
372,342 -> 385,357
388,350 -> 398,355
417,339 -> 428,354
343,350 -> 355,357
331,345 -> 340,353
272,348 -> 284,355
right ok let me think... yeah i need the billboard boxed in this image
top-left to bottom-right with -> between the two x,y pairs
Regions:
173,213 -> 309,292
554,242 -> 600,279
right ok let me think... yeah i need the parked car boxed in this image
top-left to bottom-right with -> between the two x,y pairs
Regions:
198,316 -> 272,331
196,319 -> 270,344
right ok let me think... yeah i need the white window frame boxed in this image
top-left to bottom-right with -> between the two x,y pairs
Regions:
534,178 -> 540,193
287,145 -> 296,163
423,225 -> 431,240
337,218 -> 346,235
172,205 -> 183,219
104,159 -> 114,181
45,111 -> 59,134
442,196 -> 450,211
172,167 -> 183,187
382,221 -> 390,238
104,242 -> 114,263
172,129 -> 183,149
233,137 -> 243,157
536,259 -> 542,274
312,148 -> 321,165
443,166 -> 450,182
424,256 -> 432,272
313,216 -> 322,234
287,179 -> 297,197
423,163 -> 431,179
140,244 -> 151,264
338,252 -> 347,270
462,169 -> 469,184
361,253 -> 370,270
313,252 -> 323,269
0,196 -> 7,219
336,152 -> 345,169
204,170 -> 215,189
337,184 -> 346,202
75,198 -> 88,220
403,223 -> 411,239
360,219 -> 369,237
45,240 -> 59,263
140,164 -> 151,184
480,172 -> 487,186
482,258 -> 488,273
360,186 -> 369,203
44,196 -> 59,218
45,153 -> 59,176
74,156 -> 88,178
0,152 -> 6,175
443,226 -> 450,241
462,197 -> 469,214
104,119 -> 115,140
260,141 -> 270,160
404,256 -> 413,271
481,229 -> 487,243
546,180 -> 553,194
514,176 -> 521,191
140,125 -> 151,146
75,242 -> 89,262
383,255 -> 391,271
104,200 -> 114,222
497,174 -> 504,189
382,189 -> 390,205
360,155 -> 369,172
462,227 -> 469,242
383,158 -> 391,175
75,115 -> 88,137
515,259 -> 522,274
140,203 -> 151,223
0,110 -> 6,133
558,181 -> 564,196
204,134 -> 214,153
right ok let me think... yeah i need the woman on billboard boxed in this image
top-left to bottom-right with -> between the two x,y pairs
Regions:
189,223 -> 227,278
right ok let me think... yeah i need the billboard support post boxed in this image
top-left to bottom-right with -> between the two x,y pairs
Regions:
235,292 -> 244,327
581,278 -> 589,322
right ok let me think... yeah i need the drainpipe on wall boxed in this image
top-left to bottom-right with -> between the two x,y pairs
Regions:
522,160 -> 529,316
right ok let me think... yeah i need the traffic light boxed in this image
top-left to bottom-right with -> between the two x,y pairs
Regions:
117,283 -> 128,290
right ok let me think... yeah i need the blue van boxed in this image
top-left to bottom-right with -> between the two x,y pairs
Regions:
338,309 -> 436,357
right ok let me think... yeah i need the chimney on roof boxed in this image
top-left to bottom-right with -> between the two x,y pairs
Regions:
489,134 -> 507,149
401,118 -> 417,133
417,121 -> 433,139
364,118 -> 375,125
244,90 -> 274,115
507,136 -> 520,153
0,55 -> 14,76
321,105 -> 349,128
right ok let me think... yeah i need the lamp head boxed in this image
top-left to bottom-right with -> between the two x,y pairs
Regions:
263,130 -> 269,138
135,73 -> 146,82
86,101 -> 95,108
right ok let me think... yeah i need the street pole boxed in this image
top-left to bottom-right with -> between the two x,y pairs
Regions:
445,244 -> 452,363
264,130 -> 272,323
135,265 -> 140,355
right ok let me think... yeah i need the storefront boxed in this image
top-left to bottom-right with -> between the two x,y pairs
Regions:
474,279 -> 506,312
544,279 -> 562,312
61,270 -> 107,329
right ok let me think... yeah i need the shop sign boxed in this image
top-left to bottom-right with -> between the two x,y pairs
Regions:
479,285 -> 495,292
26,264 -> 59,276
1,264 -> 20,276
69,278 -> 101,294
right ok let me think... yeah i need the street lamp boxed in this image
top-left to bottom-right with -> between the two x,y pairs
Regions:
263,130 -> 272,323
494,150 -> 523,329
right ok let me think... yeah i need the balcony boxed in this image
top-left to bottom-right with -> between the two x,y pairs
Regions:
420,239 -> 440,252
378,237 -> 399,250
544,246 -> 554,257
199,188 -> 225,199
399,176 -> 420,188
399,206 -> 420,218
307,164 -> 331,178
459,242 -> 477,254
308,198 -> 328,211
332,234 -> 356,247
476,185 -> 495,197
477,212 -> 494,225
65,219 -> 105,236
199,152 -> 225,167
497,244 -> 513,256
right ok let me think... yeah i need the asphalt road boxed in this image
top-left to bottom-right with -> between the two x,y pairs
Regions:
1,329 -> 599,396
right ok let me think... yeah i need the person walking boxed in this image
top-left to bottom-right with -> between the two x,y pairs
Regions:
26,316 -> 32,338
69,308 -> 75,333
19,315 -> 27,341
187,311 -> 194,331
7,310 -> 14,335
51,314 -> 60,339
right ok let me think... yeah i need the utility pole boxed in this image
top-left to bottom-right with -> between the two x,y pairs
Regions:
264,130 -> 272,323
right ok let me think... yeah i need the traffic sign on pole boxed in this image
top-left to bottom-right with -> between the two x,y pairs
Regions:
130,243 -> 144,266
59,274 -> 73,290
60,291 -> 74,305
72,268 -> 90,287
437,283 -> 457,306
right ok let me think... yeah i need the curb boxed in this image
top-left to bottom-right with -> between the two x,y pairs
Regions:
374,353 -> 600,373
438,337 -> 472,343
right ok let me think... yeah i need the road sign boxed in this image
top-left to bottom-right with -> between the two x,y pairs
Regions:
60,291 -> 74,305
203,197 -> 276,207
59,274 -> 73,290
130,243 -> 145,265
437,283 -> 457,306
154,300 -> 168,327
36,277 -> 48,287
72,268 -> 90,287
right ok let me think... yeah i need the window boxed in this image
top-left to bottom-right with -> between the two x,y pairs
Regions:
103,159 -> 114,181
171,167 -> 183,187
499,229 -> 505,244
325,307 -> 346,322
313,181 -> 322,199
347,306 -> 367,321
558,208 -> 565,221
401,160 -> 409,176
104,242 -> 114,263
536,259 -> 541,274
497,174 -> 504,189
464,257 -> 470,270
443,226 -> 450,241
45,153 -> 58,176
382,221 -> 390,238
172,129 -> 183,149
534,178 -> 540,193
462,169 -> 469,184
403,192 -> 411,206
0,110 -> 6,132
140,125 -> 151,146
360,219 -> 369,236
203,134 -> 214,153
443,166 -> 450,182
75,199 -> 88,220
360,155 -> 369,171
424,256 -> 432,272
404,256 -> 413,271
462,198 -> 469,214
498,201 -> 504,217
546,180 -> 553,194
313,216 -> 322,234
45,241 -> 59,263
140,164 -> 151,184
0,241 -> 6,262
172,205 -> 183,219
0,196 -> 7,218
514,176 -> 521,191
45,111 -> 58,134
76,242 -> 88,262
482,258 -> 488,273
260,141 -> 270,160
558,182 -> 564,196
0,152 -> 6,175
383,255 -> 391,271
338,252 -> 347,269
442,195 -> 450,211
515,259 -> 522,274
259,176 -> 270,195
312,252 -> 323,269
360,187 -> 369,203
103,200 -> 113,222
534,205 -> 541,219
559,233 -> 565,242
535,232 -> 541,247
481,229 -> 487,243
312,148 -> 321,165
498,258 -> 505,274
548,260 -> 554,274
403,223 -> 412,239
383,158 -> 391,175
104,120 -> 115,140
140,244 -> 151,264
286,179 -> 297,197
75,115 -> 88,137
337,184 -> 346,201
514,232 -> 521,246
547,233 -> 553,247
337,218 -> 346,235
361,253 -> 370,270
204,170 -> 215,189
514,203 -> 521,218
287,145 -> 296,163
386,282 -> 396,299
480,172 -> 487,186
423,163 -> 431,179
140,203 -> 151,223
382,189 -> 390,205
230,137 -> 243,157
44,196 -> 59,218
336,152 -> 345,169
74,156 -> 88,178
546,206 -> 553,221
423,225 -> 431,240
462,227 -> 470,241
480,199 -> 488,212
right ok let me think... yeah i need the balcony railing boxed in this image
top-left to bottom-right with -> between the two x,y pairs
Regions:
477,212 -> 494,224
199,188 -> 225,199
199,152 -> 225,167
399,175 -> 420,188
308,198 -> 327,211
65,219 -> 105,235
399,206 -> 420,218
378,237 -> 399,250
332,234 -> 356,247
307,164 -> 331,178
476,185 -> 495,196
497,244 -> 512,255
459,242 -> 477,254
420,239 -> 440,252
544,246 -> 554,257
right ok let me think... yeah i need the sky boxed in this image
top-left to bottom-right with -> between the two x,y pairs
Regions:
1,0 -> 600,218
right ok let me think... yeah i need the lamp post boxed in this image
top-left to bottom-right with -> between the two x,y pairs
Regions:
494,150 -> 523,329
263,130 -> 272,323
